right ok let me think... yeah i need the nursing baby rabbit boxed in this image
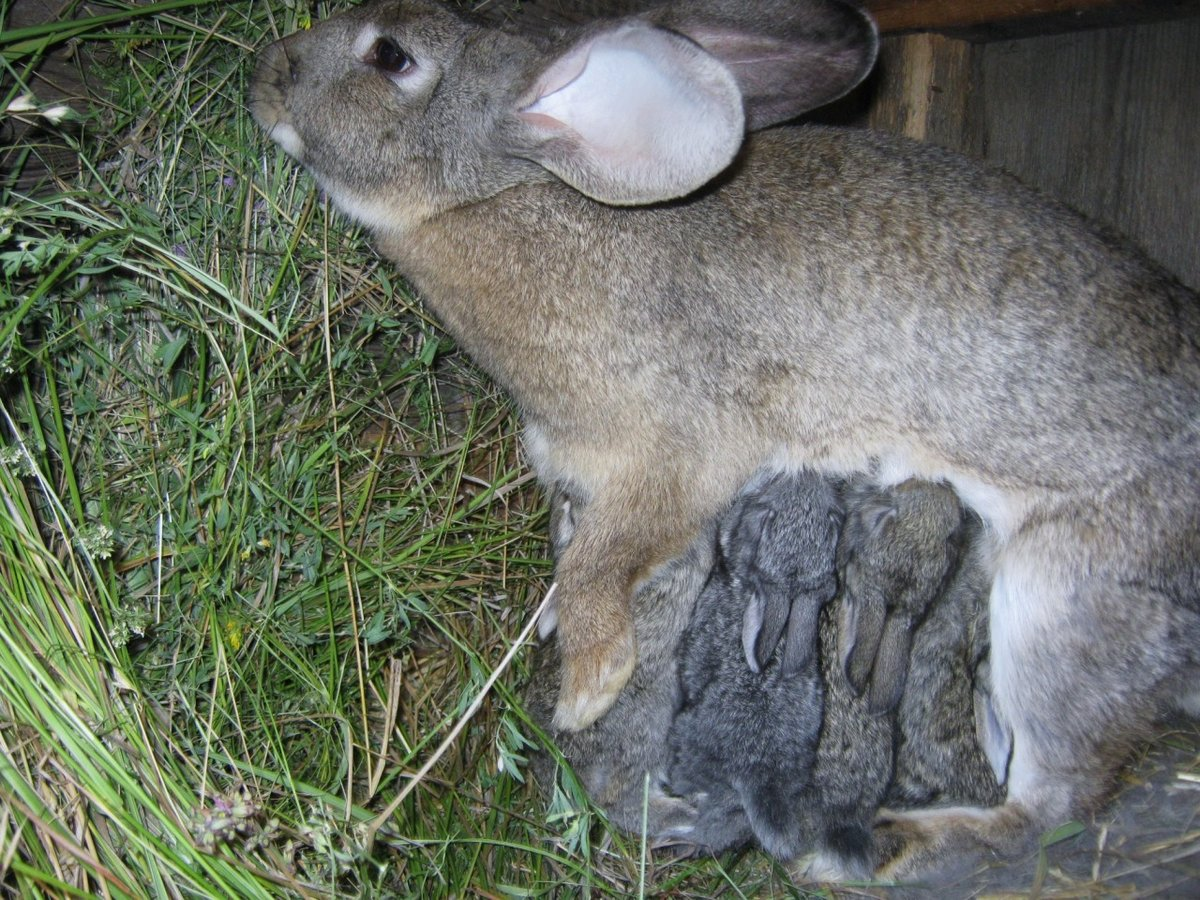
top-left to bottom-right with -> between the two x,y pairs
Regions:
664,469 -> 843,864
528,471 -> 1003,879
251,0 -> 1200,877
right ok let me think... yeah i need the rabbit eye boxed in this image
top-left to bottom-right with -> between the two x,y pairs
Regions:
370,37 -> 412,74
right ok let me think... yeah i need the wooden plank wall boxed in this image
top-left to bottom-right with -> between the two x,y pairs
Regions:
864,16 -> 1200,289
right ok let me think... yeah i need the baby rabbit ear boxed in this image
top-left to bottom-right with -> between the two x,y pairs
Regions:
862,615 -> 915,715
837,577 -> 887,695
974,660 -> 1013,787
517,23 -> 745,205
662,0 -> 880,129
742,583 -> 785,674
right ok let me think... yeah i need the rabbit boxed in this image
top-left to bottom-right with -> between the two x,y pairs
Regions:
526,469 -> 840,843
665,468 -> 842,862
524,485 -> 712,837
886,517 -> 1009,811
250,0 -> 1200,879
835,478 -> 971,716
526,468 -> 850,860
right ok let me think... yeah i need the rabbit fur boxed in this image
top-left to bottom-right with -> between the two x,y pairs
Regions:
524,485 -> 714,839
666,469 -> 842,864
529,472 -> 1004,879
250,0 -> 1200,878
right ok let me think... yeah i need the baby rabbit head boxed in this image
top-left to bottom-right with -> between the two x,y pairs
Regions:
250,0 -> 878,233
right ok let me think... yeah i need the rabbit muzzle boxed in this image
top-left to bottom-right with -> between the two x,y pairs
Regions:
250,38 -> 306,161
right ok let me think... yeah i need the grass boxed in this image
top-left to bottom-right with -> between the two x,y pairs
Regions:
1,1 -> 1196,898
0,1 -> 799,896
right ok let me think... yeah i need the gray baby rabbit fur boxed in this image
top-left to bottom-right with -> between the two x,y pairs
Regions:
667,469 -> 842,864
529,471 -> 1002,879
668,474 -> 1004,879
835,478 -> 972,717
251,0 -> 1200,878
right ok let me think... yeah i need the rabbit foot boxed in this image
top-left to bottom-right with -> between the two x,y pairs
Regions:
645,793 -> 701,840
787,823 -> 874,885
791,850 -> 855,885
872,803 -> 1035,885
552,626 -> 636,731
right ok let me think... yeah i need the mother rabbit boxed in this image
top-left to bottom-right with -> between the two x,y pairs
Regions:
250,0 -> 1200,878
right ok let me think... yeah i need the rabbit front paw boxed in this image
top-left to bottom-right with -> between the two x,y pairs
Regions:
552,621 -> 636,731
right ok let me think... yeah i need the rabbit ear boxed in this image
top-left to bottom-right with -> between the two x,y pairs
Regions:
864,614 -> 915,715
661,0 -> 880,129
720,501 -> 785,672
517,23 -> 745,205
779,590 -> 825,677
728,507 -> 783,672
741,590 -> 783,674
838,577 -> 887,695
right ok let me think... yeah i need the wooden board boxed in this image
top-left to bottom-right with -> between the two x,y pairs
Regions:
862,15 -> 1200,288
972,17 -> 1200,287
866,0 -> 1200,37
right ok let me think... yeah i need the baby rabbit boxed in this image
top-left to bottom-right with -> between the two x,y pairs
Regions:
835,479 -> 971,717
887,524 -> 1007,811
252,0 -> 1200,878
666,469 -> 842,862
524,485 -> 712,837
526,469 -> 844,858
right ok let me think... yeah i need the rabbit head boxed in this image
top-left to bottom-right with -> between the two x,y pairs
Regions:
251,0 -> 877,230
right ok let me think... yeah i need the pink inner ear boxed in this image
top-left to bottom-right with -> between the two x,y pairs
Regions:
522,41 -> 591,111
514,22 -> 745,205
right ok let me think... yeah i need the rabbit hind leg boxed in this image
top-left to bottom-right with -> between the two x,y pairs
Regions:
874,522 -> 1194,883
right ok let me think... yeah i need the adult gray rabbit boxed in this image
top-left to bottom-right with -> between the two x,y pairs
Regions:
250,0 -> 1200,879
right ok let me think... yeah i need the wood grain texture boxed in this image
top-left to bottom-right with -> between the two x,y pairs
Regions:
858,15 -> 1199,289
972,17 -> 1200,287
867,33 -> 976,149
865,0 -> 1200,36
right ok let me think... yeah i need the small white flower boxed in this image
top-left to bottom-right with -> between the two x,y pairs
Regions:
5,93 -> 36,114
41,104 -> 72,125
77,523 -> 115,560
